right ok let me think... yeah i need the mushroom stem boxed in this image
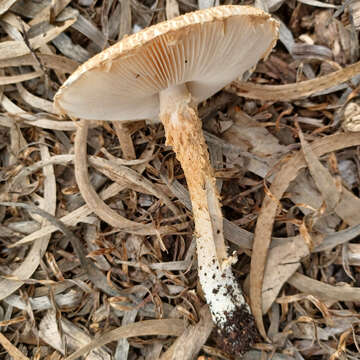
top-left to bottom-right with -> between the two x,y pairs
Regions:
160,84 -> 252,344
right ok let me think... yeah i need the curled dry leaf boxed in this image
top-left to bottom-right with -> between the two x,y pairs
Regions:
228,61 -> 360,101
160,305 -> 214,360
89,155 -> 181,216
39,310 -> 111,359
261,236 -> 309,314
75,120 -> 163,232
313,223 -> 360,253
299,129 -> 360,226
0,143 -> 56,301
334,244 -> 360,266
297,0 -> 338,9
0,70 -> 43,85
250,133 -> 360,339
288,272 -> 360,302
0,202 -> 120,297
6,181 -> 164,249
4,290 -> 83,312
0,53 -> 79,73
65,319 -> 186,360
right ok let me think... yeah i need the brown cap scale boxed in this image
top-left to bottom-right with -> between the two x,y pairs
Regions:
54,5 -> 279,353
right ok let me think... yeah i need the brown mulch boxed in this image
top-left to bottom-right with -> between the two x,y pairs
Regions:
1,0 -> 360,359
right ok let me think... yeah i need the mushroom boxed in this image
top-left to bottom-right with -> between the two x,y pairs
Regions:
54,5 -> 279,352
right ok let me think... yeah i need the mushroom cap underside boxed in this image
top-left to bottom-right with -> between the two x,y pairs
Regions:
54,5 -> 279,121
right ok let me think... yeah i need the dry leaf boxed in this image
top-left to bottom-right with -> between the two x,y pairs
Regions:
262,236 -> 309,314
250,133 -> 360,339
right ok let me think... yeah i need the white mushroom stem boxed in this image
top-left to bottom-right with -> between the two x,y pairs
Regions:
159,83 -> 250,330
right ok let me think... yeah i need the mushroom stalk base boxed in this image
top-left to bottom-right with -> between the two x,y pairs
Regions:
160,84 -> 256,352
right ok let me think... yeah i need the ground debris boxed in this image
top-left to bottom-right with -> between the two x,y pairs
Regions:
1,1 -> 360,359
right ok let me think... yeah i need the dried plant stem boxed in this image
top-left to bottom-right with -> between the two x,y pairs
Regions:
228,60 -> 360,101
0,332 -> 29,360
160,84 -> 253,351
112,121 -> 136,159
74,120 -> 155,232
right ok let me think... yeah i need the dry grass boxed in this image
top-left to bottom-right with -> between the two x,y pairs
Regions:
1,0 -> 360,359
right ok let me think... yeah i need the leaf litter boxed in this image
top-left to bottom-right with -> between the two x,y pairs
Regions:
1,1 -> 360,359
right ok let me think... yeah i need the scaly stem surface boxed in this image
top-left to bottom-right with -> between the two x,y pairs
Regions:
159,84 -> 251,343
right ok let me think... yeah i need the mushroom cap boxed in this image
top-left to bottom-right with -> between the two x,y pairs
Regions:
54,5 -> 279,121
